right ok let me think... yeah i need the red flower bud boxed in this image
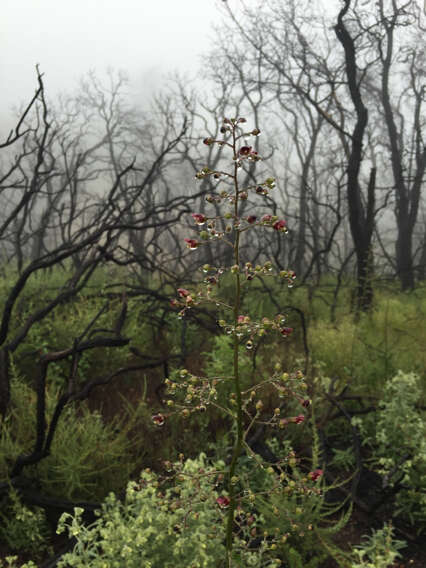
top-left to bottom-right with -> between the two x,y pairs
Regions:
177,288 -> 190,298
293,414 -> 305,424
152,413 -> 165,426
191,213 -> 207,225
273,220 -> 287,232
216,496 -> 231,508
239,146 -> 252,156
184,238 -> 199,250
261,214 -> 273,223
280,327 -> 293,337
246,215 -> 257,224
308,469 -> 323,481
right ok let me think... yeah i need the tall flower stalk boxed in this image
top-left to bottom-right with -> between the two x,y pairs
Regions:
162,117 -> 313,566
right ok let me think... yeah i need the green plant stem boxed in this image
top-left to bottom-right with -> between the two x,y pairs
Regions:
225,130 -> 244,567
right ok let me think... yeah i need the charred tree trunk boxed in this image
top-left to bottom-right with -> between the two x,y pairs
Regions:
335,0 -> 376,312
375,0 -> 426,290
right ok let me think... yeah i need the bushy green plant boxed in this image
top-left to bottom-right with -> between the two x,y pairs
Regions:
14,294 -> 131,388
350,523 -> 406,568
56,454 -> 281,568
0,375 -> 152,502
0,489 -> 49,557
370,371 -> 426,529
309,289 -> 426,395
252,431 -> 350,568
0,558 -> 37,568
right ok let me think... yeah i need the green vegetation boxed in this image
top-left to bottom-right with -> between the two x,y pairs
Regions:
0,268 -> 424,566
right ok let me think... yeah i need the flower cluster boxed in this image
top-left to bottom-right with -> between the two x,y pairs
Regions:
217,312 -> 294,350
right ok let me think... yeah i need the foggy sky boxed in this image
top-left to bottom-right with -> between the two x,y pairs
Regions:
1,0 -> 233,127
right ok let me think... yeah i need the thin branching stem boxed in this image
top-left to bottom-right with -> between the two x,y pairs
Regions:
225,124 -> 244,567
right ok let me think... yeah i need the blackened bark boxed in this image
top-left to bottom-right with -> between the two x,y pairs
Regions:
294,125 -> 320,275
378,1 -> 425,290
335,0 -> 375,311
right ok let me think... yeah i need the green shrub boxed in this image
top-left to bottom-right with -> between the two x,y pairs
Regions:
0,558 -> 37,568
0,489 -> 49,557
309,288 -> 426,395
0,375 -> 152,502
14,294 -> 132,388
369,371 -> 426,529
253,436 -> 350,568
56,454 -> 280,568
350,523 -> 406,568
